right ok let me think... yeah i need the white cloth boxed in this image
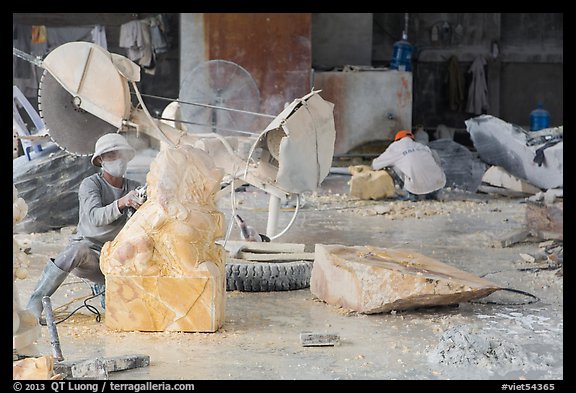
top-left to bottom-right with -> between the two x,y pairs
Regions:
371,138 -> 446,195
119,20 -> 150,63
138,21 -> 153,67
466,56 -> 489,115
91,25 -> 107,50
149,15 -> 168,54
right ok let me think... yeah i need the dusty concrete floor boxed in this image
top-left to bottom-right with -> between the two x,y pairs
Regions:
13,174 -> 563,381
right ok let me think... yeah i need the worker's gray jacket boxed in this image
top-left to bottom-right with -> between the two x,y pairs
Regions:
371,138 -> 446,195
71,172 -> 140,251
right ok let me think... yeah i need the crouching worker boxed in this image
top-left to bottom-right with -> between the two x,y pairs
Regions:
26,133 -> 142,321
372,130 -> 446,201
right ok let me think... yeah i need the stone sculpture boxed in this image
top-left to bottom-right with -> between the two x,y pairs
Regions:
100,145 -> 226,332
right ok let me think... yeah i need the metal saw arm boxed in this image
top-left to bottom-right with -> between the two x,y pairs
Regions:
38,42 -> 336,237
39,42 -> 281,192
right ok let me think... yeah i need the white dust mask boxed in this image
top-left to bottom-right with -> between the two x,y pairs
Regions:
101,158 -> 128,177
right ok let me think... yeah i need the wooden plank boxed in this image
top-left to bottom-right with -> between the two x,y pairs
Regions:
519,253 -> 536,263
237,251 -> 315,261
538,240 -> 555,248
477,184 -> 533,198
530,230 -> 563,241
300,332 -> 340,347
219,240 -> 306,253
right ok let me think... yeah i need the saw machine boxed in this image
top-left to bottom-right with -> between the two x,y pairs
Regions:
30,42 -> 336,239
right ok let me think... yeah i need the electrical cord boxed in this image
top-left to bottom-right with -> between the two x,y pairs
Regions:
39,291 -> 103,326
470,287 -> 540,306
469,269 -> 543,305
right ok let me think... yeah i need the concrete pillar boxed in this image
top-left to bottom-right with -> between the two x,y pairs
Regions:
179,13 -> 205,89
486,13 -> 501,118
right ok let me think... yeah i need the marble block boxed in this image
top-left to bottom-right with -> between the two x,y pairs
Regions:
311,244 -> 501,314
105,263 -> 224,332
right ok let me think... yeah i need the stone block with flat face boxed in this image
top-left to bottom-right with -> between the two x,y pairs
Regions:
349,165 -> 396,200
105,266 -> 224,332
311,244 -> 501,314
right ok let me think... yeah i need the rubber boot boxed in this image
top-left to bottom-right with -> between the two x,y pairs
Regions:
26,260 -> 69,320
91,283 -> 106,310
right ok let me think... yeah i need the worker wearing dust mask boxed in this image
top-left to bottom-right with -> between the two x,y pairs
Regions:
372,130 -> 446,201
26,133 -> 143,321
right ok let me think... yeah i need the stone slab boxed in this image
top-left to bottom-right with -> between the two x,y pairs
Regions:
482,165 -> 541,194
300,332 -> 340,347
311,244 -> 501,314
54,354 -> 150,379
105,272 -> 224,332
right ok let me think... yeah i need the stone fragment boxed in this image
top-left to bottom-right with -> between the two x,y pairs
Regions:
13,356 -> 63,380
519,253 -> 536,263
54,354 -> 150,379
481,166 -> 541,194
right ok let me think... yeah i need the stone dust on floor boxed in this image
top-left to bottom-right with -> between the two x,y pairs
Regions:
13,174 -> 563,381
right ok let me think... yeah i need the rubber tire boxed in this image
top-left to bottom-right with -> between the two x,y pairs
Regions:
225,259 -> 313,292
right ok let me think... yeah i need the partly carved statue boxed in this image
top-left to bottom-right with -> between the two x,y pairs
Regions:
101,145 -> 226,332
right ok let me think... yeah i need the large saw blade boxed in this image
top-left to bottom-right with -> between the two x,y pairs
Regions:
38,69 -> 117,156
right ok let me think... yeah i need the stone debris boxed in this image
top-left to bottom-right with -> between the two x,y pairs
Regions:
516,240 -> 563,272
527,188 -> 563,205
13,355 -> 64,380
428,325 -> 532,370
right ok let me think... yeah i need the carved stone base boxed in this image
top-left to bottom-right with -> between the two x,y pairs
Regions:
105,264 -> 225,332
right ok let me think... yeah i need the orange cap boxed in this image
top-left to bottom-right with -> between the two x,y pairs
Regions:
394,130 -> 415,141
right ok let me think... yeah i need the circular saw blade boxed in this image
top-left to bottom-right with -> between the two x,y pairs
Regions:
38,69 -> 117,156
